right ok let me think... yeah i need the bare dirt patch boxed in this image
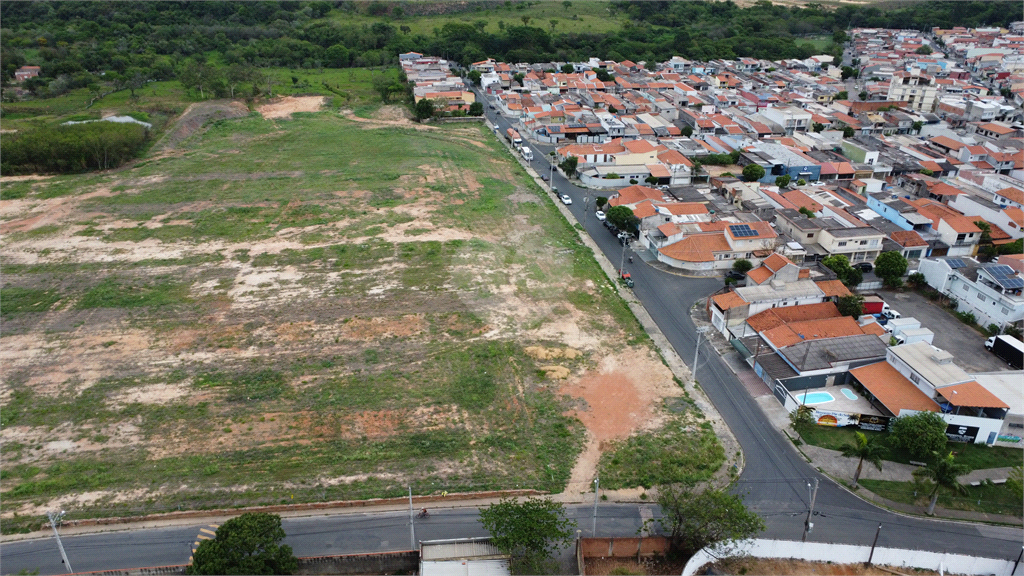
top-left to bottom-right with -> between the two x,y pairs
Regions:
341,106 -> 434,130
560,348 -> 680,494
258,96 -> 326,119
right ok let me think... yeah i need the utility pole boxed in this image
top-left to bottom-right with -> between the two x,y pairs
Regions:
584,196 -> 590,223
592,477 -> 600,536
866,523 -> 882,566
408,486 -> 416,550
619,237 -> 627,274
48,510 -> 73,573
692,326 -> 710,383
802,478 -> 819,542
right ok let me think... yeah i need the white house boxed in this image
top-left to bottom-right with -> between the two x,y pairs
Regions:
918,257 -> 1024,329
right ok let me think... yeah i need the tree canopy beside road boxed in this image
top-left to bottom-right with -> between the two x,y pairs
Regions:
187,513 -> 297,575
479,497 -> 576,574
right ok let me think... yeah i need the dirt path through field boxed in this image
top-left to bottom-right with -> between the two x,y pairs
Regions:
257,96 -> 326,119
559,348 -> 680,497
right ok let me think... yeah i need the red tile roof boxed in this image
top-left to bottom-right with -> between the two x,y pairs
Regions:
713,291 -> 747,311
938,381 -> 1009,409
850,362 -> 940,414
659,233 -> 731,262
890,230 -> 928,247
815,280 -> 852,298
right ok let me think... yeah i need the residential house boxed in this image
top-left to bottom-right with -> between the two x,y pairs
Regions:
850,342 -> 1009,444
918,257 -> 1024,329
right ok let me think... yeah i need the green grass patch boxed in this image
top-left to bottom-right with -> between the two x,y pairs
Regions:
0,287 -> 64,317
195,369 -> 287,402
0,181 -> 32,200
77,277 -> 191,309
796,424 -> 1022,470
599,418 -> 725,489
859,479 -> 1022,517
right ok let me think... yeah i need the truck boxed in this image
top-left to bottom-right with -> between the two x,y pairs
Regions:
861,294 -> 892,315
520,146 -> 533,161
895,328 -> 934,346
985,335 -> 1024,369
885,317 -> 921,337
505,128 -> 522,148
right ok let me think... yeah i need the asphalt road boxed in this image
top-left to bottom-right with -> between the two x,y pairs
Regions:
2,504 -> 651,574
3,96 -> 1021,575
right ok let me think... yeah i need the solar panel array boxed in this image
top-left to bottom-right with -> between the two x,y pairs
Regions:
984,264 -> 1024,290
944,258 -> 966,269
729,224 -> 759,238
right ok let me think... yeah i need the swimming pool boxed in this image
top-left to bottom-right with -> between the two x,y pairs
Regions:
795,391 -> 835,405
840,388 -> 858,401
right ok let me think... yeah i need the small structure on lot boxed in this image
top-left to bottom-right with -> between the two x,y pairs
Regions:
14,65 -> 40,82
420,537 -> 511,576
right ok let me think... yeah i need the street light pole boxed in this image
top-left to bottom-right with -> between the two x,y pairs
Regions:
48,510 -> 73,573
692,326 -> 709,383
408,486 -> 416,550
592,477 -> 600,536
802,478 -> 819,542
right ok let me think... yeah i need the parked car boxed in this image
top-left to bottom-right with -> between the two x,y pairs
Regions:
559,194 -> 572,205
883,309 -> 901,320
726,271 -> 745,282
595,210 -> 606,221
540,174 -> 549,182
855,262 -> 873,272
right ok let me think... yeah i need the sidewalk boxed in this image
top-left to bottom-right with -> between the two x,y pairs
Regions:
691,303 -> 1023,527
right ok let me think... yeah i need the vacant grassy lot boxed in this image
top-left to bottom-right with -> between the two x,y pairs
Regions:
1,92 -> 713,532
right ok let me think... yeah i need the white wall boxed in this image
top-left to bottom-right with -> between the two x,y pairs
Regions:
682,539 -> 1016,576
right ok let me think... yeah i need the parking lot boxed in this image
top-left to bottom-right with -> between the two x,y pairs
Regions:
882,289 -> 1012,373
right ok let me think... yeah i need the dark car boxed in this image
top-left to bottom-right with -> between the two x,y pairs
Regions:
854,262 -> 873,273
726,271 -> 746,281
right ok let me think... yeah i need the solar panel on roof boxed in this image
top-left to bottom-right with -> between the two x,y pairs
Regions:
729,224 -> 758,237
944,258 -> 965,269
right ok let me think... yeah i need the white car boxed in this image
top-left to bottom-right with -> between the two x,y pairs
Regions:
595,210 -> 606,221
559,194 -> 572,205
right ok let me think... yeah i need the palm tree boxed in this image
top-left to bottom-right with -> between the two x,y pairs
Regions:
839,431 -> 886,488
913,451 -> 971,515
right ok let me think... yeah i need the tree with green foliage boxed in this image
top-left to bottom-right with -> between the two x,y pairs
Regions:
187,513 -> 297,575
732,259 -> 753,274
681,125 -> 694,137
372,73 -> 405,104
644,175 -> 660,185
558,156 -> 578,175
513,72 -> 525,86
874,251 -> 908,288
858,90 -> 868,101
775,175 -> 791,188
414,98 -> 435,121
605,205 -> 638,234
656,483 -> 765,559
560,63 -> 574,74
790,404 -> 815,431
913,451 -> 971,515
836,294 -> 864,318
915,45 -> 933,54
822,254 -> 862,288
842,126 -> 856,138
595,68 -> 612,82
798,206 -> 816,218
479,497 -> 576,574
595,196 -> 608,210
907,272 -> 926,287
467,70 -> 482,86
1,122 -> 149,174
742,163 -> 765,182
890,411 -> 948,462
812,122 -> 825,133
840,66 -> 856,80
911,121 -> 924,133
469,101 -> 484,116
835,91 -> 848,100
839,431 -> 887,488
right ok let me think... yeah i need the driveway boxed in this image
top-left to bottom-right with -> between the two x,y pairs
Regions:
882,289 -> 1010,373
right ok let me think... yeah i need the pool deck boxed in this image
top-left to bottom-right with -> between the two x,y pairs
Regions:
794,384 -> 882,416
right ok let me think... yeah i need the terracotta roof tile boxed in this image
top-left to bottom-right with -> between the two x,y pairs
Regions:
850,362 -> 940,414
746,302 -> 841,333
712,291 -> 747,311
746,266 -> 774,285
938,381 -> 1009,409
763,253 -> 794,272
890,230 -> 928,247
763,316 -> 866,348
815,280 -> 852,298
995,187 -> 1024,205
659,232 -> 731,262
